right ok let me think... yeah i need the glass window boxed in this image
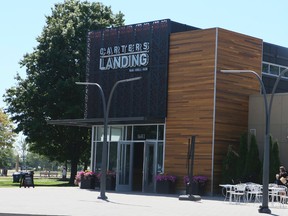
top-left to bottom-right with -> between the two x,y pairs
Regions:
157,142 -> 164,174
111,127 -> 122,141
270,65 -> 279,75
96,126 -> 110,141
262,63 -> 269,74
96,127 -> 104,141
280,67 -> 288,77
133,125 -> 157,140
108,142 -> 117,171
126,126 -> 132,140
96,142 -> 103,171
158,125 -> 164,140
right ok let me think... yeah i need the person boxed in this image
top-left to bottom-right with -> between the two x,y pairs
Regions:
275,166 -> 288,186
62,167 -> 67,180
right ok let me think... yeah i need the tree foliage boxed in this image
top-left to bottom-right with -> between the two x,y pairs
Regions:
222,145 -> 239,184
244,134 -> 262,183
236,132 -> 248,180
26,152 -> 60,171
269,136 -> 281,182
0,108 -> 15,148
0,147 -> 15,169
0,109 -> 16,169
4,0 -> 124,184
222,133 -> 262,184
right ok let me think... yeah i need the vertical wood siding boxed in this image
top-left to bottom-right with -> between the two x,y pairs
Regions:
214,28 -> 263,191
166,29 -> 217,192
165,27 -> 262,194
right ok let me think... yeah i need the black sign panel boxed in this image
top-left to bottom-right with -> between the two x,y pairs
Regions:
85,19 -> 171,121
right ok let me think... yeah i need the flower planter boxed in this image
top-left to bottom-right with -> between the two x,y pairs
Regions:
80,176 -> 96,189
156,181 -> 176,194
96,171 -> 116,190
98,176 -> 116,190
155,173 -> 177,194
184,175 -> 207,195
186,182 -> 205,195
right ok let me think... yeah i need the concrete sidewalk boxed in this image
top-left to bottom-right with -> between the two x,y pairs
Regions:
0,187 -> 286,216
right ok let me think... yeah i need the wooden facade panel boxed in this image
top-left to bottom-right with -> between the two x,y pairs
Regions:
165,27 -> 262,194
214,28 -> 263,191
166,29 -> 216,190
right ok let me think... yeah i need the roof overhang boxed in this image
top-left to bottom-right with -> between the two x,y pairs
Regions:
47,117 -> 164,127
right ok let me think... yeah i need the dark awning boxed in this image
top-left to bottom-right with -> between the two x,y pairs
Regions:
47,117 -> 164,127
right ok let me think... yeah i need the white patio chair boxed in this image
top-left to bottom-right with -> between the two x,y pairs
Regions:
246,184 -> 262,203
269,184 -> 287,206
230,184 -> 247,204
279,195 -> 288,208
277,186 -> 288,208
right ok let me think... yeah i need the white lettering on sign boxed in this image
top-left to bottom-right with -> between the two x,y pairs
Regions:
99,42 -> 149,71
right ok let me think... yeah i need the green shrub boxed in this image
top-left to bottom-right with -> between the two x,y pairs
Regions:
244,134 -> 262,183
236,133 -> 248,181
269,136 -> 281,182
222,145 -> 239,184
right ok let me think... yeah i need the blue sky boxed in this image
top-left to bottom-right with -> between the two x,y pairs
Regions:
1,0 -> 288,110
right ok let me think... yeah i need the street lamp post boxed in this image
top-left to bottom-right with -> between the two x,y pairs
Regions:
221,69 -> 288,214
76,76 -> 142,200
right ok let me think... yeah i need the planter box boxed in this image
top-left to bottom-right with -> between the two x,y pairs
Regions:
80,176 -> 96,189
98,176 -> 116,190
186,182 -> 205,195
156,181 -> 176,194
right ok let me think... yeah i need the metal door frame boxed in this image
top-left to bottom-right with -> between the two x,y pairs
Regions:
116,141 -> 133,191
142,140 -> 158,193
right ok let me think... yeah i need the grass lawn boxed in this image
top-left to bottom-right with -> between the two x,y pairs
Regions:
0,176 -> 74,188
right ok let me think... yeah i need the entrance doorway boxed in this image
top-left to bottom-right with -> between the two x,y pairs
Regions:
132,142 -> 144,191
116,140 -> 158,192
116,141 -> 133,191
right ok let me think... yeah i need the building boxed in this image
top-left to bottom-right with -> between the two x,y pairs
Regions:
50,19 -> 288,195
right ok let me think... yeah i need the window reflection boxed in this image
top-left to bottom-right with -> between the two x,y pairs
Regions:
133,125 -> 157,140
262,62 -> 288,77
262,63 -> 269,73
93,124 -> 165,174
157,142 -> 164,174
270,65 -> 279,75
109,142 -> 117,171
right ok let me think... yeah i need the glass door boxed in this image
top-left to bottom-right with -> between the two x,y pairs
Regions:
116,141 -> 133,191
143,140 -> 157,193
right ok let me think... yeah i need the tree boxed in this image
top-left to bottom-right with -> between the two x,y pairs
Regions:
269,136 -> 281,182
0,108 -> 15,148
0,147 -> 15,171
4,0 -> 124,184
0,109 -> 16,172
16,139 -> 29,170
25,152 -> 59,171
244,134 -> 262,183
222,145 -> 239,184
236,133 -> 248,181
